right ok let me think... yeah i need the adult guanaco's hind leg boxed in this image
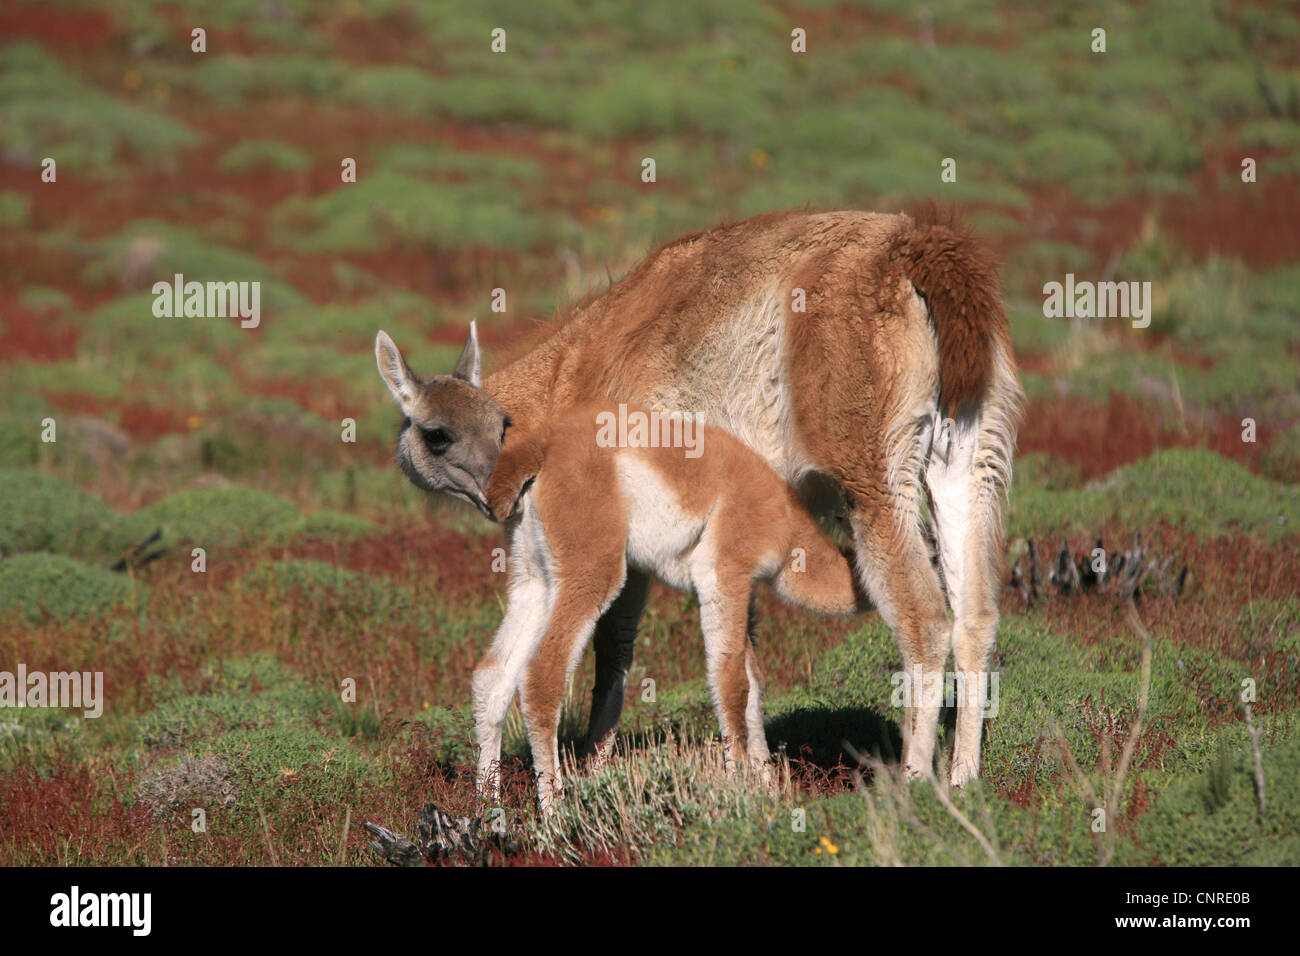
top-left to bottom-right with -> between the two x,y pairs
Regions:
582,569 -> 650,767
846,488 -> 952,780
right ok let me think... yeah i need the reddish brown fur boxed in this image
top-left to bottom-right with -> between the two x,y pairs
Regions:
477,404 -> 871,801
393,208 -> 1024,788
878,202 -> 1010,416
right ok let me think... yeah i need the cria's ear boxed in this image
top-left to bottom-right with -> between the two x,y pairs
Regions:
375,330 -> 419,407
452,321 -> 482,388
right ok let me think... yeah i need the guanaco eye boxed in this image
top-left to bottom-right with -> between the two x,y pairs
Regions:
422,427 -> 452,454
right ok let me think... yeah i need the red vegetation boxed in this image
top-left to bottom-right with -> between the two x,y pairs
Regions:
1018,393 -> 1274,480
0,0 -> 113,52
0,754 -> 153,866
286,523 -> 501,606
1163,155 -> 1300,269
0,292 -> 79,361
1008,187 -> 1150,288
43,389 -> 192,441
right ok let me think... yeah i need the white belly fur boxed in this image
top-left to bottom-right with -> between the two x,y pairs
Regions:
648,288 -> 810,484
615,456 -> 706,592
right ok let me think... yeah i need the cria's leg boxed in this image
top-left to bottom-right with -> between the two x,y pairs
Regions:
582,569 -> 650,767
521,564 -> 626,814
744,642 -> 773,777
472,572 -> 550,802
693,558 -> 758,774
742,592 -> 772,770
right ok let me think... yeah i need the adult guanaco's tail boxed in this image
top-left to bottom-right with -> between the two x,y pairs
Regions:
886,202 -> 1011,418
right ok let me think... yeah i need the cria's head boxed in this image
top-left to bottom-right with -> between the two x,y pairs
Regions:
374,323 -> 509,519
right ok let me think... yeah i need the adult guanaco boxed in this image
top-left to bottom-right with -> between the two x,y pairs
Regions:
375,206 -> 1023,790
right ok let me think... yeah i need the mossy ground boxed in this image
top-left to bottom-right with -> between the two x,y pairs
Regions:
0,0 -> 1296,865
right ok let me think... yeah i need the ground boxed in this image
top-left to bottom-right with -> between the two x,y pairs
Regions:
0,0 -> 1297,865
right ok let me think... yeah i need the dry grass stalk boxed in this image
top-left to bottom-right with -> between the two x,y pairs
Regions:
1051,596 -> 1154,866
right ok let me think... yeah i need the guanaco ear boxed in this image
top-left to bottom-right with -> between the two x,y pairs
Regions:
452,321 -> 482,388
375,330 -> 419,408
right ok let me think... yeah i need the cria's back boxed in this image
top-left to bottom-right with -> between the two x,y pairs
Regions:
487,404 -> 866,616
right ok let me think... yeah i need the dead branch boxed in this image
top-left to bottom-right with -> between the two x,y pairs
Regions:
365,804 -> 524,866
1011,533 -> 1186,606
109,527 -> 166,572
1243,703 -> 1267,818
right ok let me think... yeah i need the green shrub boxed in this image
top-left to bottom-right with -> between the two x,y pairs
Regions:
1010,448 -> 1300,539
1020,129 -> 1125,195
184,55 -> 343,105
216,140 -> 312,175
1136,730 -> 1300,865
240,558 -> 415,618
18,287 -> 73,312
137,656 -> 328,747
271,173 -> 542,253
411,706 -> 474,765
266,512 -> 373,546
0,43 -> 200,173
0,191 -> 30,229
0,553 -> 141,624
0,422 -> 40,468
113,486 -> 300,552
84,224 -> 306,312
194,726 -> 381,805
1261,424 -> 1300,484
0,469 -> 117,555
374,143 -> 546,183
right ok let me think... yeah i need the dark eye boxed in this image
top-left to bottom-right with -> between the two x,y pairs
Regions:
500,417 -> 511,443
422,427 -> 452,454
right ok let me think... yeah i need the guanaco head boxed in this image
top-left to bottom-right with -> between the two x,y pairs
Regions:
374,324 -> 510,519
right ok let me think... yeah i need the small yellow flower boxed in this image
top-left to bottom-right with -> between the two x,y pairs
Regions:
814,847 -> 822,855
123,70 -> 143,90
186,414 -> 202,430
748,148 -> 771,170
819,835 -> 839,855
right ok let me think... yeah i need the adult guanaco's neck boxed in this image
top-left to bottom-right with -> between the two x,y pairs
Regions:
481,299 -> 625,435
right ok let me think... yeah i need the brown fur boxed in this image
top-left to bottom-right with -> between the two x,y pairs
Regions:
380,207 -> 1024,789
877,202 -> 1009,416
479,404 -> 870,805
